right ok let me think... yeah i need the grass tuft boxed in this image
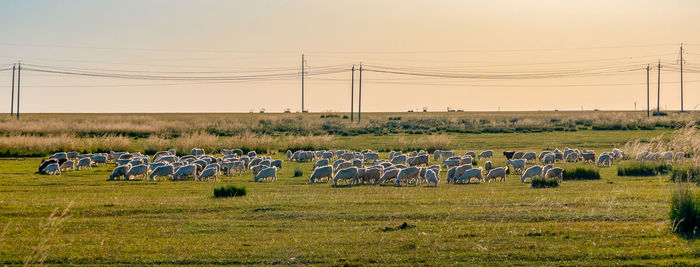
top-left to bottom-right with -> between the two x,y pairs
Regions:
293,167 -> 303,177
531,177 -> 559,188
670,166 -> 700,183
563,167 -> 600,180
669,185 -> 699,234
213,185 -> 247,198
617,162 -> 673,176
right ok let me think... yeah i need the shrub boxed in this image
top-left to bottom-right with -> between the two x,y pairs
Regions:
669,185 -> 699,233
617,162 -> 673,176
213,185 -> 246,198
531,177 -> 559,188
563,167 -> 601,180
671,166 -> 700,182
293,167 -> 303,177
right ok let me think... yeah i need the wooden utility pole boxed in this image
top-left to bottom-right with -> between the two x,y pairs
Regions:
657,60 -> 661,114
10,64 -> 15,117
358,64 -> 362,123
16,62 -> 20,120
646,65 -> 650,117
679,44 -> 684,112
350,65 -> 354,122
301,54 -> 305,112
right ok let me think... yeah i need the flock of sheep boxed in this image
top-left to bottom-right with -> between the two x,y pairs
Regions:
37,145 -> 685,186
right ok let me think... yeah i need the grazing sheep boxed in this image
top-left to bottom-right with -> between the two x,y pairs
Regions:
478,150 -> 493,160
541,153 -> 555,165
270,159 -> 283,169
612,148 -> 624,160
358,167 -> 382,184
523,152 -> 537,162
363,152 -> 379,162
446,164 -> 473,183
333,167 -> 358,185
247,151 -> 257,158
506,159 -> 527,174
484,167 -> 507,182
39,159 -> 61,173
173,165 -> 197,181
661,151 -> 673,162
636,151 -> 650,161
378,168 -> 400,184
109,164 -> 132,180
408,154 -> 429,167
50,152 -> 68,160
455,168 -> 483,183
60,160 -> 75,172
285,150 -> 293,160
125,164 -> 148,180
91,155 -> 108,166
553,150 -> 564,161
391,155 -> 408,165
199,167 -> 219,181
581,152 -> 595,163
484,161 -> 493,172
460,156 -> 473,166
538,151 -> 552,162
512,152 -> 525,159
674,152 -> 685,163
251,164 -> 267,176
254,167 -> 277,182
541,164 -> 553,178
503,151 -> 516,160
442,159 -> 461,169
396,167 -> 421,186
43,163 -> 61,175
351,159 -> 364,168
149,165 -> 174,180
565,152 -> 579,163
313,159 -> 330,170
545,167 -> 564,182
597,154 -> 613,167
521,165 -> 543,182
76,158 -> 93,171
424,169 -> 439,187
310,165 -> 334,183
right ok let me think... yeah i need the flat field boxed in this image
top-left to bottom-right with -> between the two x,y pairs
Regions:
1,127 -> 699,265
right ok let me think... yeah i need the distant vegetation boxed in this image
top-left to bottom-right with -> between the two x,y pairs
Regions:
562,167 -> 600,180
617,162 -> 673,176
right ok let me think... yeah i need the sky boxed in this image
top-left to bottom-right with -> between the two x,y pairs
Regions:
0,0 -> 699,113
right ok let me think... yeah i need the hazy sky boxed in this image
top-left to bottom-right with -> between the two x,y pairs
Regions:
0,0 -> 699,113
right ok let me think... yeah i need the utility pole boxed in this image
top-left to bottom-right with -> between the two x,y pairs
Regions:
679,44 -> 684,112
16,62 -> 20,120
10,64 -> 15,117
350,65 -> 354,122
646,65 -> 650,117
301,54 -> 305,112
657,60 -> 661,114
358,64 -> 362,124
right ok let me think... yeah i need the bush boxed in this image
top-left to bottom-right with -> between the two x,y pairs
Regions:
563,167 -> 601,180
294,167 -> 303,177
669,185 -> 699,234
214,185 -> 246,198
617,162 -> 673,176
671,166 -> 700,182
531,177 -> 559,188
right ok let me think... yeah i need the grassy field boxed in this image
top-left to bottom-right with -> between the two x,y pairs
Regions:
1,129 -> 699,265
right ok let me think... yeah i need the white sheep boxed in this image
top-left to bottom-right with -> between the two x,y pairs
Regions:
674,152 -> 685,163
523,152 -> 537,162
521,165 -> 543,182
424,169 -> 439,187
506,159 -> 527,174
333,167 -> 358,185
597,154 -> 613,167
43,163 -> 61,175
149,165 -> 174,180
396,167 -> 421,186
446,164 -> 473,183
377,169 -> 399,184
285,150 -> 293,160
109,164 -> 132,180
455,168 -> 483,183
173,165 -> 197,180
125,164 -> 148,180
60,160 -> 75,172
310,165 -> 334,183
254,166 -> 277,182
391,155 -> 408,165
313,159 -> 329,170
358,167 -> 382,184
541,153 -> 555,165
484,167 -> 507,182
408,155 -> 429,167
478,150 -> 493,160
76,158 -> 93,171
199,167 -> 219,181
484,161 -> 493,172
545,167 -> 564,182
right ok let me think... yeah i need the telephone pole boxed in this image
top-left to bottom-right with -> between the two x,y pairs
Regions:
679,44 -> 684,112
657,60 -> 661,114
358,64 -> 362,124
301,54 -> 305,112
16,62 -> 21,120
350,65 -> 354,122
10,64 -> 15,117
646,64 -> 650,117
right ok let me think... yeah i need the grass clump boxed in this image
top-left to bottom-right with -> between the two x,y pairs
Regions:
293,167 -> 303,177
531,177 -> 559,188
617,162 -> 673,176
563,167 -> 601,180
669,185 -> 699,234
671,166 -> 700,182
213,185 -> 247,198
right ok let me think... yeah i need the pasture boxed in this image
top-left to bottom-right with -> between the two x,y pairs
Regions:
1,124 -> 699,265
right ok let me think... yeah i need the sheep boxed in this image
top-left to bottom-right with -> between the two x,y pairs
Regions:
43,163 -> 61,175
50,152 -> 68,160
442,159 -> 461,169
446,164 -> 473,183
254,167 -> 277,182
109,164 -> 131,180
484,167 -> 507,182
506,159 -> 527,174
521,165 -> 543,182
363,152 -> 379,162
523,152 -> 537,162
285,150 -> 293,160
512,152 -> 525,159
377,168 -> 400,184
424,169 -> 439,187
351,159 -> 364,168
149,165 -> 174,181
541,164 -> 553,178
455,168 -> 483,184
76,158 -> 93,171
564,152 -> 579,163
460,156 -> 473,166
39,159 -> 60,173
60,160 -> 75,172
433,150 -> 454,161
674,152 -> 685,163
484,161 -> 493,172
396,167 -> 421,186
538,151 -> 552,162
270,159 -> 283,169
358,167 -> 382,184
503,151 -> 516,160
553,150 -> 564,161
478,150 -> 493,160
427,165 -> 440,176
541,153 -> 555,165
199,167 -> 219,181
612,148 -> 624,160
390,155 -> 407,165
90,155 -> 108,166
408,154 -> 429,167
125,164 -> 148,180
247,151 -> 257,158
310,165 -> 334,183
544,167 -> 564,182
251,164 -> 267,176
662,151 -> 673,162
597,154 -> 613,167
636,151 -> 650,161
333,167 -> 358,185
313,159 -> 329,170
173,165 -> 197,181
581,152 -> 595,163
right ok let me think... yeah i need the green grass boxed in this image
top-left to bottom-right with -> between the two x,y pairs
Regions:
617,162 -> 673,176
669,185 -> 700,234
0,130 -> 698,265
213,185 -> 247,198
671,166 -> 700,182
531,177 -> 559,188
562,167 -> 601,180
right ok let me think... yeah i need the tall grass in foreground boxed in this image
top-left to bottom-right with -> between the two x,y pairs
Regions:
24,201 -> 73,266
669,185 -> 699,234
617,162 -> 673,176
562,167 -> 600,180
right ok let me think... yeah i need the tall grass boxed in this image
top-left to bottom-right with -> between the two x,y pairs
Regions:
213,185 -> 247,198
669,185 -> 699,234
670,165 -> 700,183
617,162 -> 673,176
623,123 -> 700,165
562,167 -> 601,180
531,177 -> 559,188
24,201 -> 73,266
